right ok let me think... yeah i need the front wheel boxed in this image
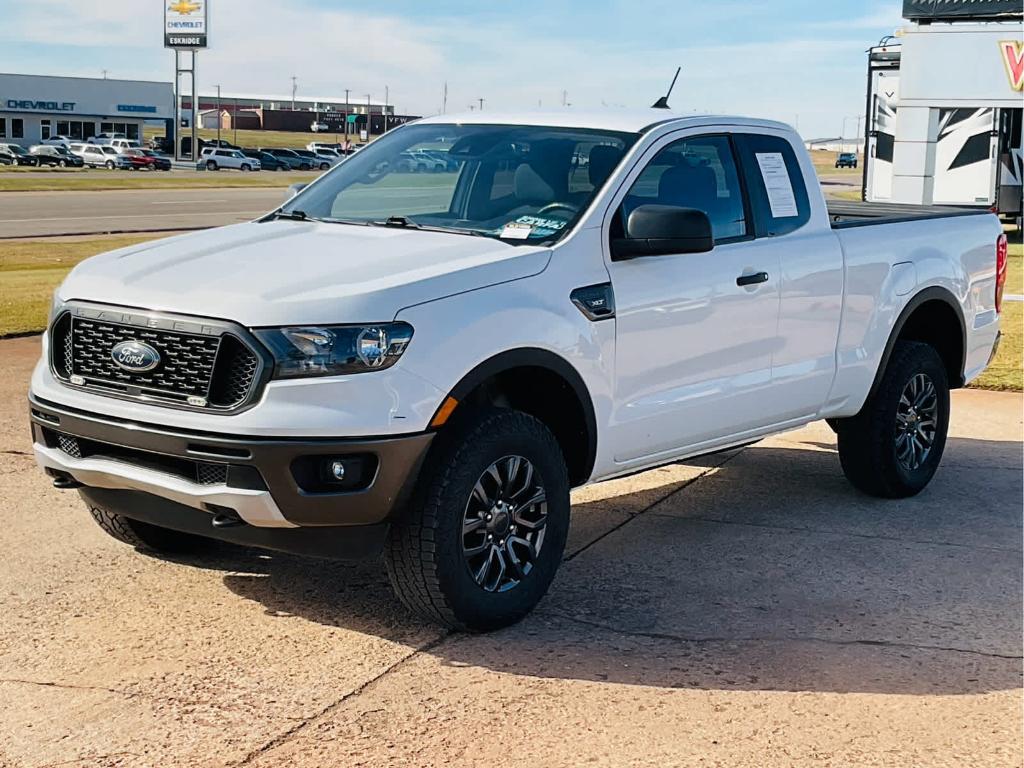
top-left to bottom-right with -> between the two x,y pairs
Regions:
206,160 -> 217,171
836,340 -> 950,498
385,409 -> 570,631
58,159 -> 67,167
240,163 -> 251,172
105,160 -> 115,170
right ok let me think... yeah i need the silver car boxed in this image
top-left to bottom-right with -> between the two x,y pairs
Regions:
69,143 -> 132,169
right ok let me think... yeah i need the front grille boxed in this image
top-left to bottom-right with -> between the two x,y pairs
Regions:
57,434 -> 82,458
196,462 -> 228,485
51,309 -> 263,411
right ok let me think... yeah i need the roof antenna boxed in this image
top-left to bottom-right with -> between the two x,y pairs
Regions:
651,67 -> 681,109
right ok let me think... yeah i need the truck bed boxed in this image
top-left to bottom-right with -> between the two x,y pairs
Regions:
828,200 -> 991,229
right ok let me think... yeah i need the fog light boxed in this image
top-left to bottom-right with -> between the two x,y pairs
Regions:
330,460 -> 346,481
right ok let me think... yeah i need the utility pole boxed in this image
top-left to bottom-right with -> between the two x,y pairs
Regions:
101,69 -> 108,79
214,84 -> 221,145
291,76 -> 297,110
344,89 -> 350,145
384,85 -> 389,132
442,82 -> 448,114
562,90 -> 568,107
366,93 -> 371,139
478,97 -> 484,112
233,95 -> 238,145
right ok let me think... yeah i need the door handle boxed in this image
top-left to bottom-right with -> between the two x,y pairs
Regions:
736,271 -> 769,287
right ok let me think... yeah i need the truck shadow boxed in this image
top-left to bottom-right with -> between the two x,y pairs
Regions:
216,433 -> 1022,696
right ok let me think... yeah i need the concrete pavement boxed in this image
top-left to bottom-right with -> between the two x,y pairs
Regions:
0,335 -> 1019,767
0,187 -> 290,238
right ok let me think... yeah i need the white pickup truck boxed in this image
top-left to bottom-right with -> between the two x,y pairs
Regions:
30,111 -> 1007,631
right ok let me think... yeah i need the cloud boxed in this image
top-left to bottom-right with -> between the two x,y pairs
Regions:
0,0 -> 882,138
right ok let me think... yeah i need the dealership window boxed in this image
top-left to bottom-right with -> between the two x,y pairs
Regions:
126,124 -> 140,140
57,120 -> 70,136
11,119 -> 23,139
41,119 -> 52,140
0,118 -> 5,139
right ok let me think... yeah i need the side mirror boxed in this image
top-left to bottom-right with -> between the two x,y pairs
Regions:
286,182 -> 307,200
611,204 -> 714,261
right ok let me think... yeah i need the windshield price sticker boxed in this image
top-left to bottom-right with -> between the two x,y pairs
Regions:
500,222 -> 534,240
755,152 -> 799,218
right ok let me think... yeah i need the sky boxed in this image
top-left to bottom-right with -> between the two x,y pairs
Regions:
0,0 -> 905,138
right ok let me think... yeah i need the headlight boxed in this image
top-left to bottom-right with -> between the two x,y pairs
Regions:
255,323 -> 413,379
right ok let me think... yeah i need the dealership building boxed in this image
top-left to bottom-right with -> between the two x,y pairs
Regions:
0,73 -> 173,146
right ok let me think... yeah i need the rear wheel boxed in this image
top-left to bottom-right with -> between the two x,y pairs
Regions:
319,162 -> 330,170
58,159 -> 67,167
85,496 -> 212,555
385,409 -> 570,631
240,163 -> 251,172
206,160 -> 217,171
836,341 -> 950,498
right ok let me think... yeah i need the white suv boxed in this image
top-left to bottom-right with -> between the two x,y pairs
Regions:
201,147 -> 261,171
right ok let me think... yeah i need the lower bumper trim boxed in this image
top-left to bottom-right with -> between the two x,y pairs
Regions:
81,488 -> 388,560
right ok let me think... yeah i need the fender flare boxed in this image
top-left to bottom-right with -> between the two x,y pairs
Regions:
442,348 -> 598,484
868,286 -> 967,399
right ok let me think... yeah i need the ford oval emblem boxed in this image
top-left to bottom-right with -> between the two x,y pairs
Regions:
110,340 -> 161,373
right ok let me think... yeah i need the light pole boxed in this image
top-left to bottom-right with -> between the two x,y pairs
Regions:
384,85 -> 389,132
344,88 -> 350,146
233,94 -> 238,145
214,84 -> 221,145
366,93 -> 371,140
291,76 -> 297,110
478,97 -> 484,112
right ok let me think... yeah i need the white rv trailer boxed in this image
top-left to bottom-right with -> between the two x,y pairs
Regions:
863,0 -> 1023,226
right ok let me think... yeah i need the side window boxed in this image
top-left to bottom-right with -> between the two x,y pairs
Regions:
620,135 -> 747,242
733,133 -> 810,237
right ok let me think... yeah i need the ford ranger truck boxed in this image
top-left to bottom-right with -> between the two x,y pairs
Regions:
29,112 -> 1006,631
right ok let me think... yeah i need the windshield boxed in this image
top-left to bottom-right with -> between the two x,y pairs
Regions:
282,123 -> 638,243
9,145 -> 28,155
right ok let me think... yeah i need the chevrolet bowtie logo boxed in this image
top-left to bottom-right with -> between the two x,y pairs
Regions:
168,0 -> 200,14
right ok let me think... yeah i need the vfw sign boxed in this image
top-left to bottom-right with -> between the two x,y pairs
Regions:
1001,40 -> 1024,92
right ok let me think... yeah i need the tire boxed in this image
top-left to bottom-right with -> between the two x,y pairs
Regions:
105,160 -> 115,170
206,160 -> 217,171
58,159 -> 67,167
385,408 -> 570,632
319,162 -> 330,170
836,340 -> 950,498
240,163 -> 251,172
85,497 -> 212,555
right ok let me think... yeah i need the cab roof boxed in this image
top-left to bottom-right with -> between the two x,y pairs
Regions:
414,109 -> 794,135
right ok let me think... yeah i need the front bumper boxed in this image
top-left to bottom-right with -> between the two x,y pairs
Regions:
30,395 -> 434,530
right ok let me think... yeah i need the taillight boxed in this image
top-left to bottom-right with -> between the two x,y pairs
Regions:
995,233 -> 1007,314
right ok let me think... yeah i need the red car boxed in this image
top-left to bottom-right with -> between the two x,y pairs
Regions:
121,148 -> 158,171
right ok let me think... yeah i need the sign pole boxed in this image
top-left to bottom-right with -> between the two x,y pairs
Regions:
191,51 -> 198,164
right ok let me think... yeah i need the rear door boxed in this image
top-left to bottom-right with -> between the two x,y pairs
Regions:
606,132 -> 782,466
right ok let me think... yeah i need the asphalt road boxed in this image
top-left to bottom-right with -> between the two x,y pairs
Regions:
0,187 -> 289,238
0,335 -> 1020,767
0,175 -> 864,239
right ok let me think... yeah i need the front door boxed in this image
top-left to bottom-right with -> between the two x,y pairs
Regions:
606,133 -> 781,467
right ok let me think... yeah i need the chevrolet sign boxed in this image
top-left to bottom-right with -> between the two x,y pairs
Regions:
6,100 -> 76,111
165,0 -> 208,49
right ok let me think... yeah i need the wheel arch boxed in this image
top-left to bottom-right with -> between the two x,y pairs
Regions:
436,348 -> 598,487
869,286 -> 966,399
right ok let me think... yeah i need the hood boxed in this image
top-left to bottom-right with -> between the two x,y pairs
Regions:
59,220 -> 551,327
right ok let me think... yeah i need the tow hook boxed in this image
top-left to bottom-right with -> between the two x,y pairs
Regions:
211,510 -> 245,528
50,471 -> 83,490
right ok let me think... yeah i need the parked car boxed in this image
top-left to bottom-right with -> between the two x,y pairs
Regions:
204,139 -> 240,150
147,136 -> 174,154
395,149 -> 444,173
261,148 -> 311,170
836,152 -> 858,169
292,148 -> 330,170
70,143 -> 132,169
140,149 -> 172,171
313,147 -> 343,167
307,141 -> 344,153
29,145 -> 84,167
42,135 -> 73,147
310,122 -> 329,133
120,148 -> 158,171
30,112 -> 1006,631
242,148 -> 288,171
200,147 -> 261,171
0,143 -> 38,166
87,132 -> 127,144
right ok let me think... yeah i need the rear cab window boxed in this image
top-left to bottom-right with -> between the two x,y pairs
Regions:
732,133 -> 810,237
